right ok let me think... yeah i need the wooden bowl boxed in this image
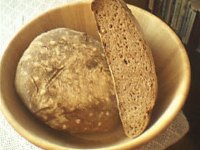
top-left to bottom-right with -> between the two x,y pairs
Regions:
0,1 -> 190,149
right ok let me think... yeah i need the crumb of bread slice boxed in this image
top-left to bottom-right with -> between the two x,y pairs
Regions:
92,0 -> 157,138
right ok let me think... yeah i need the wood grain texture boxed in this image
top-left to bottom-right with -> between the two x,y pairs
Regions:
0,1 -> 190,150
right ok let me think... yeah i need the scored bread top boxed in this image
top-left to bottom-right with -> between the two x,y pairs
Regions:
92,0 -> 158,137
15,28 -> 120,133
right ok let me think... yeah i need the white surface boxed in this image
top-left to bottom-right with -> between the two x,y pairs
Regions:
0,1 -> 74,149
0,112 -> 40,150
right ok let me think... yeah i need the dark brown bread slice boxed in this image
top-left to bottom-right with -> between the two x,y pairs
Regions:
92,0 -> 158,137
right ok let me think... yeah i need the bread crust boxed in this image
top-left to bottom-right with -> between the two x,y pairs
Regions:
15,28 -> 120,133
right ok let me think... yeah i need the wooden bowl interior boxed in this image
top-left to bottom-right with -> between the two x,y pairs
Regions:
0,1 -> 190,150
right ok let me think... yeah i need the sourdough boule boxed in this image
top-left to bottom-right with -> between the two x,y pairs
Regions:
15,28 -> 120,133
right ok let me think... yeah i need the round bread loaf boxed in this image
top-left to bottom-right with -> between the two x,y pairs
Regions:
15,28 -> 120,133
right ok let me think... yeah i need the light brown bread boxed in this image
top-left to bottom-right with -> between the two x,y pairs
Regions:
92,0 -> 158,137
15,28 -> 120,133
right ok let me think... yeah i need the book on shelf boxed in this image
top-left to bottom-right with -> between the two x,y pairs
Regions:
168,0 -> 177,24
187,0 -> 200,50
150,0 -> 200,51
161,0 -> 168,19
170,0 -> 182,30
153,0 -> 164,18
182,3 -> 197,44
179,1 -> 191,38
175,0 -> 188,34
164,0 -> 174,23
148,0 -> 155,12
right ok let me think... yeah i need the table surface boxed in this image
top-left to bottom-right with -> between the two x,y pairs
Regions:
0,1 -> 74,150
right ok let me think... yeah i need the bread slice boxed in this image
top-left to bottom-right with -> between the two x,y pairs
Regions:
92,0 -> 158,137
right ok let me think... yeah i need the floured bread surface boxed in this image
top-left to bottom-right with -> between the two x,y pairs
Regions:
15,28 -> 120,133
92,0 -> 157,137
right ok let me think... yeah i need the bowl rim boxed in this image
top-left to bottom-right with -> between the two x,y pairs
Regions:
0,1 -> 191,150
